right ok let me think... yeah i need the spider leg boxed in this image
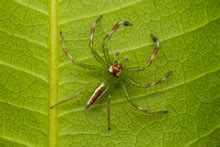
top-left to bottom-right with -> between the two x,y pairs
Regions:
60,32 -> 102,70
126,70 -> 173,88
125,76 -> 142,87
141,33 -> 160,70
50,80 -> 97,108
122,84 -> 167,114
107,94 -> 112,130
90,15 -> 102,48
103,21 -> 132,63
126,33 -> 160,71
144,70 -> 172,87
89,16 -> 106,66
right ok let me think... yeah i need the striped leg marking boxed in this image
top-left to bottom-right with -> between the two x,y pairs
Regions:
90,15 -> 102,48
141,33 -> 160,70
103,21 -> 132,62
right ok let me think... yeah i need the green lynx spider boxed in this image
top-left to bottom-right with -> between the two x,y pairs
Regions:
50,16 -> 172,130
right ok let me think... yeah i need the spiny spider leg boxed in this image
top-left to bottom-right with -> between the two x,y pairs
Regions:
89,16 -> 106,66
103,20 -> 132,63
144,70 -> 172,87
50,80 -> 97,108
126,33 -> 160,71
125,70 -> 173,88
141,33 -> 160,70
50,90 -> 83,109
60,32 -> 102,70
122,84 -> 167,114
107,94 -> 112,130
90,15 -> 102,48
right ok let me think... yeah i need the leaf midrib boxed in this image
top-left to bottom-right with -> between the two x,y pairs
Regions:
48,0 -> 58,147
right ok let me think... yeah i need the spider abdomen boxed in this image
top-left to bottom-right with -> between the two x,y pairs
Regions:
86,82 -> 108,108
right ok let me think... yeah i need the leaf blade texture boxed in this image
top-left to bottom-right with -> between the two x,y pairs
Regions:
0,0 -> 219,146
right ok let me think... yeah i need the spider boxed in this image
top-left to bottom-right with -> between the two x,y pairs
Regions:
50,15 -> 173,130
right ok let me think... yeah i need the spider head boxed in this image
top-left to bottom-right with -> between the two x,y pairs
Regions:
108,61 -> 123,77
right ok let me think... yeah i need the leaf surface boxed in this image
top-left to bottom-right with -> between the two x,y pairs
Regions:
0,0 -> 219,146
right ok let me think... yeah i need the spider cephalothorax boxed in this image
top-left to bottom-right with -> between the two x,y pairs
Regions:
51,15 -> 173,130
109,61 -> 123,76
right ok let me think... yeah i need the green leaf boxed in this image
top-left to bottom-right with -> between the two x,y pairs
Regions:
0,0 -> 219,146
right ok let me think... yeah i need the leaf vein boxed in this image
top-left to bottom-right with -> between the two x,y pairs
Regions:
0,30 -> 48,48
186,125 -> 220,146
0,60 -> 48,83
58,68 -> 219,117
0,136 -> 28,146
59,16 -> 220,68
59,0 -> 142,25
14,0 -> 48,16
0,101 -> 47,116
